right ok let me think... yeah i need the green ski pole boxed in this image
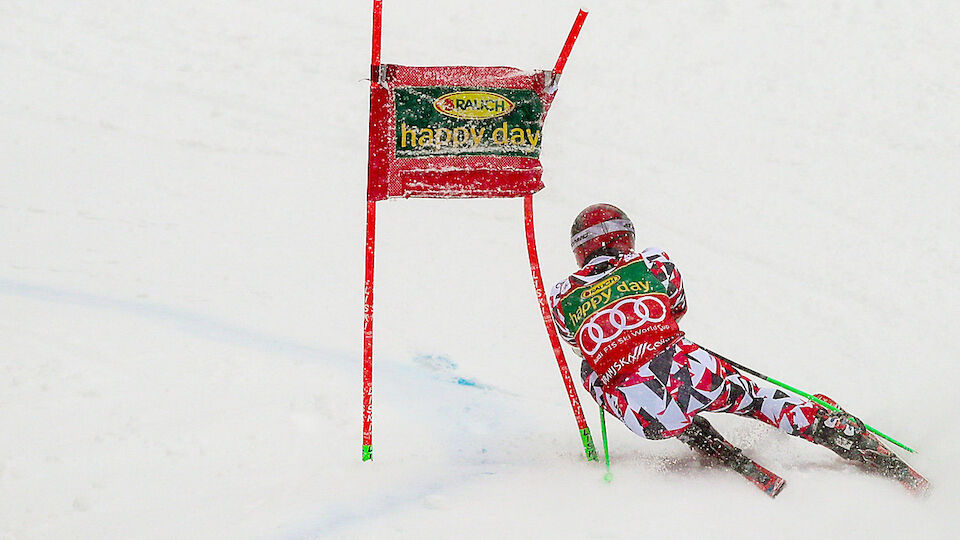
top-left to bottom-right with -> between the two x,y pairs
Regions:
700,345 -> 916,454
599,405 -> 613,483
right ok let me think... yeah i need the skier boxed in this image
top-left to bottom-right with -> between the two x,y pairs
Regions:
548,203 -> 926,494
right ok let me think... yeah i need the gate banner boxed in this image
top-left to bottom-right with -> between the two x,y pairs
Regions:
367,65 -> 557,201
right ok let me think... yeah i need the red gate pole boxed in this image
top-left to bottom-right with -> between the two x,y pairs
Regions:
523,195 -> 597,461
554,10 -> 588,76
362,201 -> 376,462
371,0 -> 382,68
362,0 -> 383,462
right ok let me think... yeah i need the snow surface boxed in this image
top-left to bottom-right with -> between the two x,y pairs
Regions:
2,1 -> 958,538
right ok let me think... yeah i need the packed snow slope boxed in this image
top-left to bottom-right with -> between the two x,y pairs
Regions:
2,1 -> 958,538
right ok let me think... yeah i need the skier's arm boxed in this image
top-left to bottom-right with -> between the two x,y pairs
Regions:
641,247 -> 687,321
580,359 -> 604,401
548,280 -> 580,350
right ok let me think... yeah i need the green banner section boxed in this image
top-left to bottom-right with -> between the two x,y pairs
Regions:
395,86 -> 544,158
559,260 -> 667,334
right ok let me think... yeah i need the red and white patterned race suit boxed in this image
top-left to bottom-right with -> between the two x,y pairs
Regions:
582,338 -> 821,440
550,248 -> 821,441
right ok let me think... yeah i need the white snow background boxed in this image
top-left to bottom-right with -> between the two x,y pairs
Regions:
2,1 -> 958,538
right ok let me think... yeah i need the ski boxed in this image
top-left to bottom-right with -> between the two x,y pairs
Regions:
680,416 -> 786,498
858,432 -> 930,496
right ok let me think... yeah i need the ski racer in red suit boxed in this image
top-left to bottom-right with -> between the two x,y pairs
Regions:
549,204 -> 926,490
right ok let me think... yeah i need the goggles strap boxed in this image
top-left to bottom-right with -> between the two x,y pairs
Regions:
571,218 -> 634,249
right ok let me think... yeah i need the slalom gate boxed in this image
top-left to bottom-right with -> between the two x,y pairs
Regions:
363,0 -> 595,462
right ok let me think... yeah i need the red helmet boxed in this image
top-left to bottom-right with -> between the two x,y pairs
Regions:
570,203 -> 635,267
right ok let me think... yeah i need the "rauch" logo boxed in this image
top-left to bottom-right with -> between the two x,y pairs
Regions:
580,276 -> 621,299
433,91 -> 515,120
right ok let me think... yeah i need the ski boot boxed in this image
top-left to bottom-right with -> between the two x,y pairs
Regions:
809,394 -> 929,495
680,415 -> 786,498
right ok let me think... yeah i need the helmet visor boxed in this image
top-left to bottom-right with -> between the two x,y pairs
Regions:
570,218 -> 635,249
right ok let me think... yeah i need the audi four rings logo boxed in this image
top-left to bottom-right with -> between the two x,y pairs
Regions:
578,296 -> 667,355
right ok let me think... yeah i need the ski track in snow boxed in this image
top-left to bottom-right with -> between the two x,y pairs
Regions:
0,279 -> 331,359
0,278 -> 528,539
